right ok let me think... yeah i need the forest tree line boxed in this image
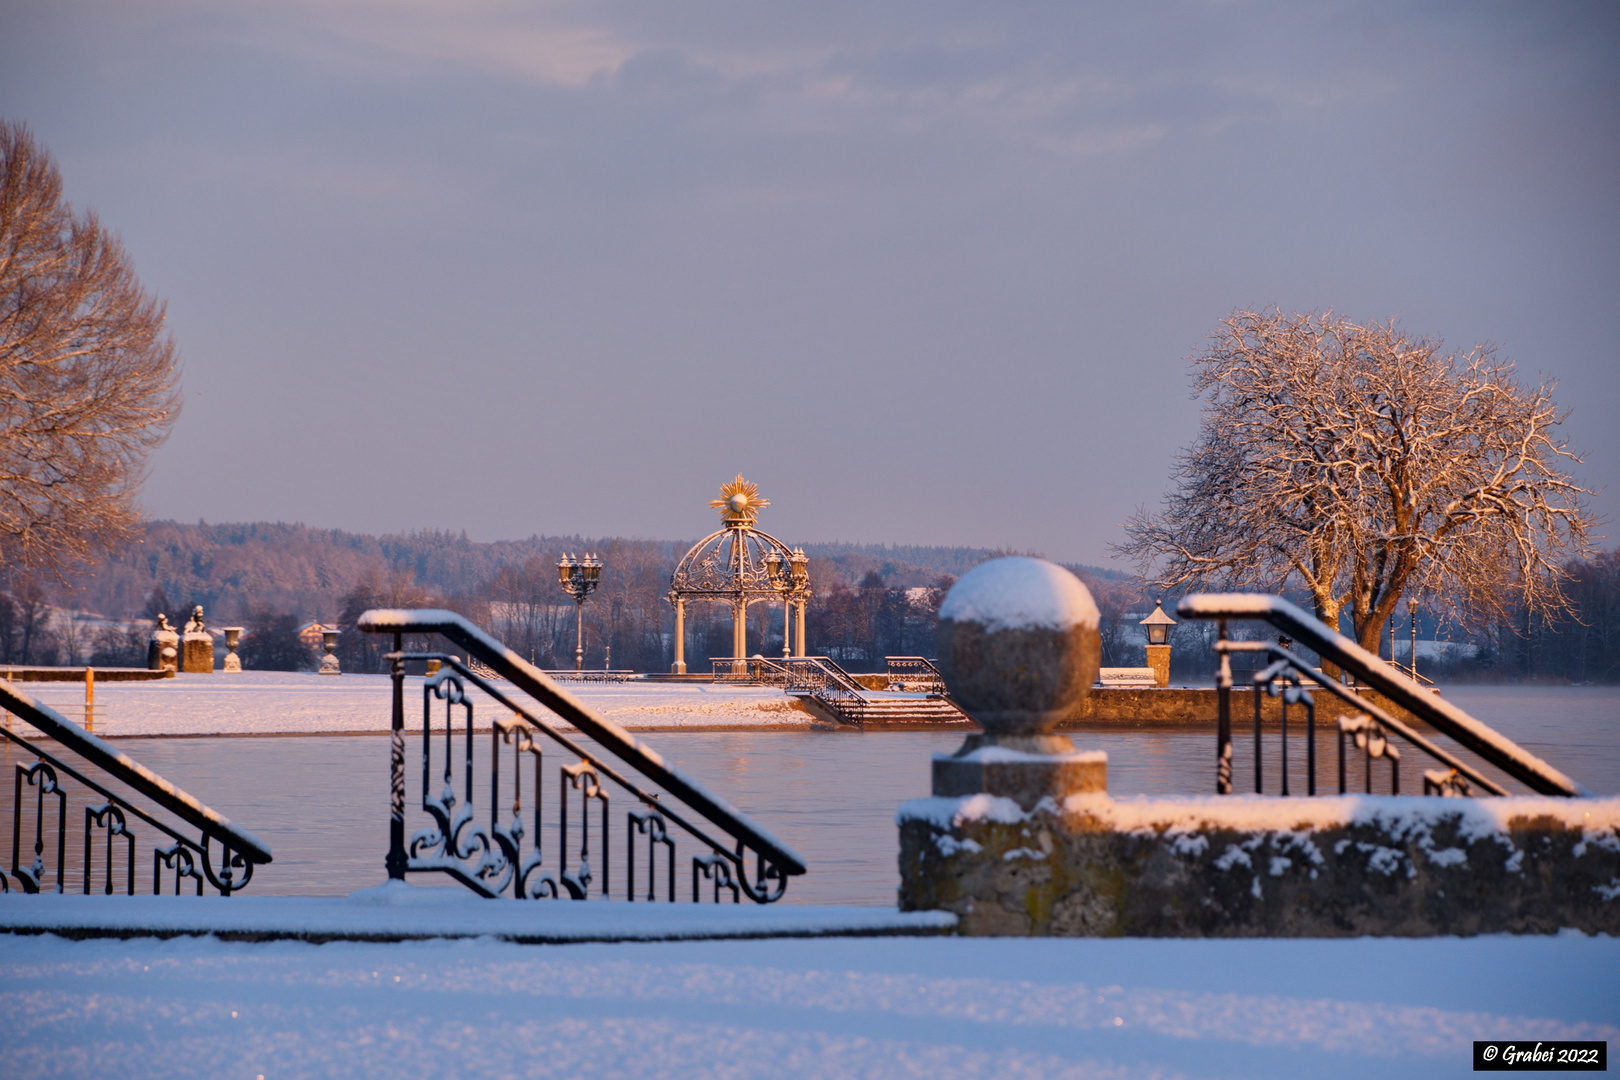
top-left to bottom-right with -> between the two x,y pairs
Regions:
2,521 -> 1615,682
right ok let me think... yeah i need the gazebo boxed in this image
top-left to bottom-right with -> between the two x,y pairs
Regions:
668,475 -> 809,674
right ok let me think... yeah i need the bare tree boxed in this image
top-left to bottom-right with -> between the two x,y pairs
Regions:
1119,309 -> 1596,656
0,120 -> 180,581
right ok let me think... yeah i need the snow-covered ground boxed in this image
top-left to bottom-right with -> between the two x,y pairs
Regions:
2,928 -> 1613,1079
18,671 -> 811,736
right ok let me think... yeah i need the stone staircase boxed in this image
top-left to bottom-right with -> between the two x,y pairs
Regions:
791,689 -> 972,728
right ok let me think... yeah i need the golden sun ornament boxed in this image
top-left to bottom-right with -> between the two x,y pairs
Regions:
709,474 -> 769,523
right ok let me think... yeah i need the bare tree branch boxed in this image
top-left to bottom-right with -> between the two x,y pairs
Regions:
1116,308 -> 1596,655
0,119 -> 180,581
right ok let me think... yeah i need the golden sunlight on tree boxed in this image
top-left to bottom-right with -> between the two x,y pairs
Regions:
1118,308 -> 1596,656
0,119 -> 180,580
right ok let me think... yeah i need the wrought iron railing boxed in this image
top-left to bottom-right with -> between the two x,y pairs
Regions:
465,657 -> 638,683
359,609 -> 807,902
712,655 -> 870,696
884,657 -> 946,692
0,681 -> 272,895
1179,594 -> 1586,798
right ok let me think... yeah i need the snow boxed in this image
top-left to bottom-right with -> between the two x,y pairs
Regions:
898,792 -> 1620,887
14,671 -> 813,738
899,791 -> 1620,839
0,883 -> 954,943
939,557 -> 1100,632
1,930 -> 1614,1079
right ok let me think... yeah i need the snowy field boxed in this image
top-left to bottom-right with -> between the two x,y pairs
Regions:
19,671 -> 810,736
2,930 -> 1615,1079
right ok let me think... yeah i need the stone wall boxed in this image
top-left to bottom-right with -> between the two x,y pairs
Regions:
898,791 -> 1620,936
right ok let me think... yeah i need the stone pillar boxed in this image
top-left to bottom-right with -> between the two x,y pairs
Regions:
222,627 -> 243,673
900,556 -> 1104,932
148,615 -> 179,673
672,599 -> 686,674
1145,644 -> 1170,688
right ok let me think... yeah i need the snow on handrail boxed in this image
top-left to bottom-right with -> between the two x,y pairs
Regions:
357,608 -> 807,876
0,680 -> 274,863
1177,594 -> 1587,797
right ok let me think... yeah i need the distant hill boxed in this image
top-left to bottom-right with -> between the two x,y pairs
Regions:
60,520 -> 1130,622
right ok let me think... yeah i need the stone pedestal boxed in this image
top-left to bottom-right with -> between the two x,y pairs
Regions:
903,556 -> 1106,925
1145,644 -> 1170,688
932,737 -> 1107,809
182,633 -> 214,673
148,616 -> 179,673
180,605 -> 214,673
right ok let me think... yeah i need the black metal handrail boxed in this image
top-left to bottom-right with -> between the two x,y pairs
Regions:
712,655 -> 873,700
1,681 -> 272,894
885,657 -> 946,692
1216,639 -> 1507,798
1178,594 -> 1586,798
358,609 -> 807,902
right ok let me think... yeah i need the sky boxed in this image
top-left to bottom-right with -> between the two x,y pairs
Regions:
2,1 -> 1616,565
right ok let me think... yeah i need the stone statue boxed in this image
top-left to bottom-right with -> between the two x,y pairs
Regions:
181,605 -> 215,673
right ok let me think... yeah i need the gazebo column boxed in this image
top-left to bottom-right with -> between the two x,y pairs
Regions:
671,599 -> 686,674
733,597 -> 747,661
795,600 -> 806,657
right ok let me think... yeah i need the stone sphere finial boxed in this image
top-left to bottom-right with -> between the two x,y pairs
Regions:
935,557 -> 1100,750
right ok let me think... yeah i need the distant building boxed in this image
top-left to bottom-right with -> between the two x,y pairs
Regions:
297,622 -> 335,648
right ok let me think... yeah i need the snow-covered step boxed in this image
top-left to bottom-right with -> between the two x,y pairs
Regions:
0,883 -> 956,943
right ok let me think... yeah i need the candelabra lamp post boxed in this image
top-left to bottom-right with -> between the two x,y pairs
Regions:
764,546 -> 812,658
557,552 -> 603,671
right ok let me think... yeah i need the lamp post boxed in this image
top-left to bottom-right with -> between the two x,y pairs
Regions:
557,552 -> 602,671
763,551 -> 787,657
1140,598 -> 1176,688
764,546 -> 812,659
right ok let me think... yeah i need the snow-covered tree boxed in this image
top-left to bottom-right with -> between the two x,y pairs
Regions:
0,120 -> 180,580
1118,308 -> 1596,657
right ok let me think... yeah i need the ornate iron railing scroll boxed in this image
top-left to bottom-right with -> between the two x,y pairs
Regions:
1,681 -> 271,895
361,609 -> 806,903
1181,594 -> 1583,798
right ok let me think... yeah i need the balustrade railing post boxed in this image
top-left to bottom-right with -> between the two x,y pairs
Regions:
387,632 -> 407,881
1305,697 -> 1316,797
1279,680 -> 1289,797
1252,681 -> 1263,794
1215,621 -> 1232,795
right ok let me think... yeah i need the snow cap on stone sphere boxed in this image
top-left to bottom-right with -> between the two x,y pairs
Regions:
939,556 -> 1099,633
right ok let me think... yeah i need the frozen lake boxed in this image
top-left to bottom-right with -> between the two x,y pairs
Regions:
5,683 -> 1612,905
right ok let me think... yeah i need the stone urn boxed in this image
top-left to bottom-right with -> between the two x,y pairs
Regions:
222,627 -> 244,673
319,629 -> 341,675
932,556 -> 1104,807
